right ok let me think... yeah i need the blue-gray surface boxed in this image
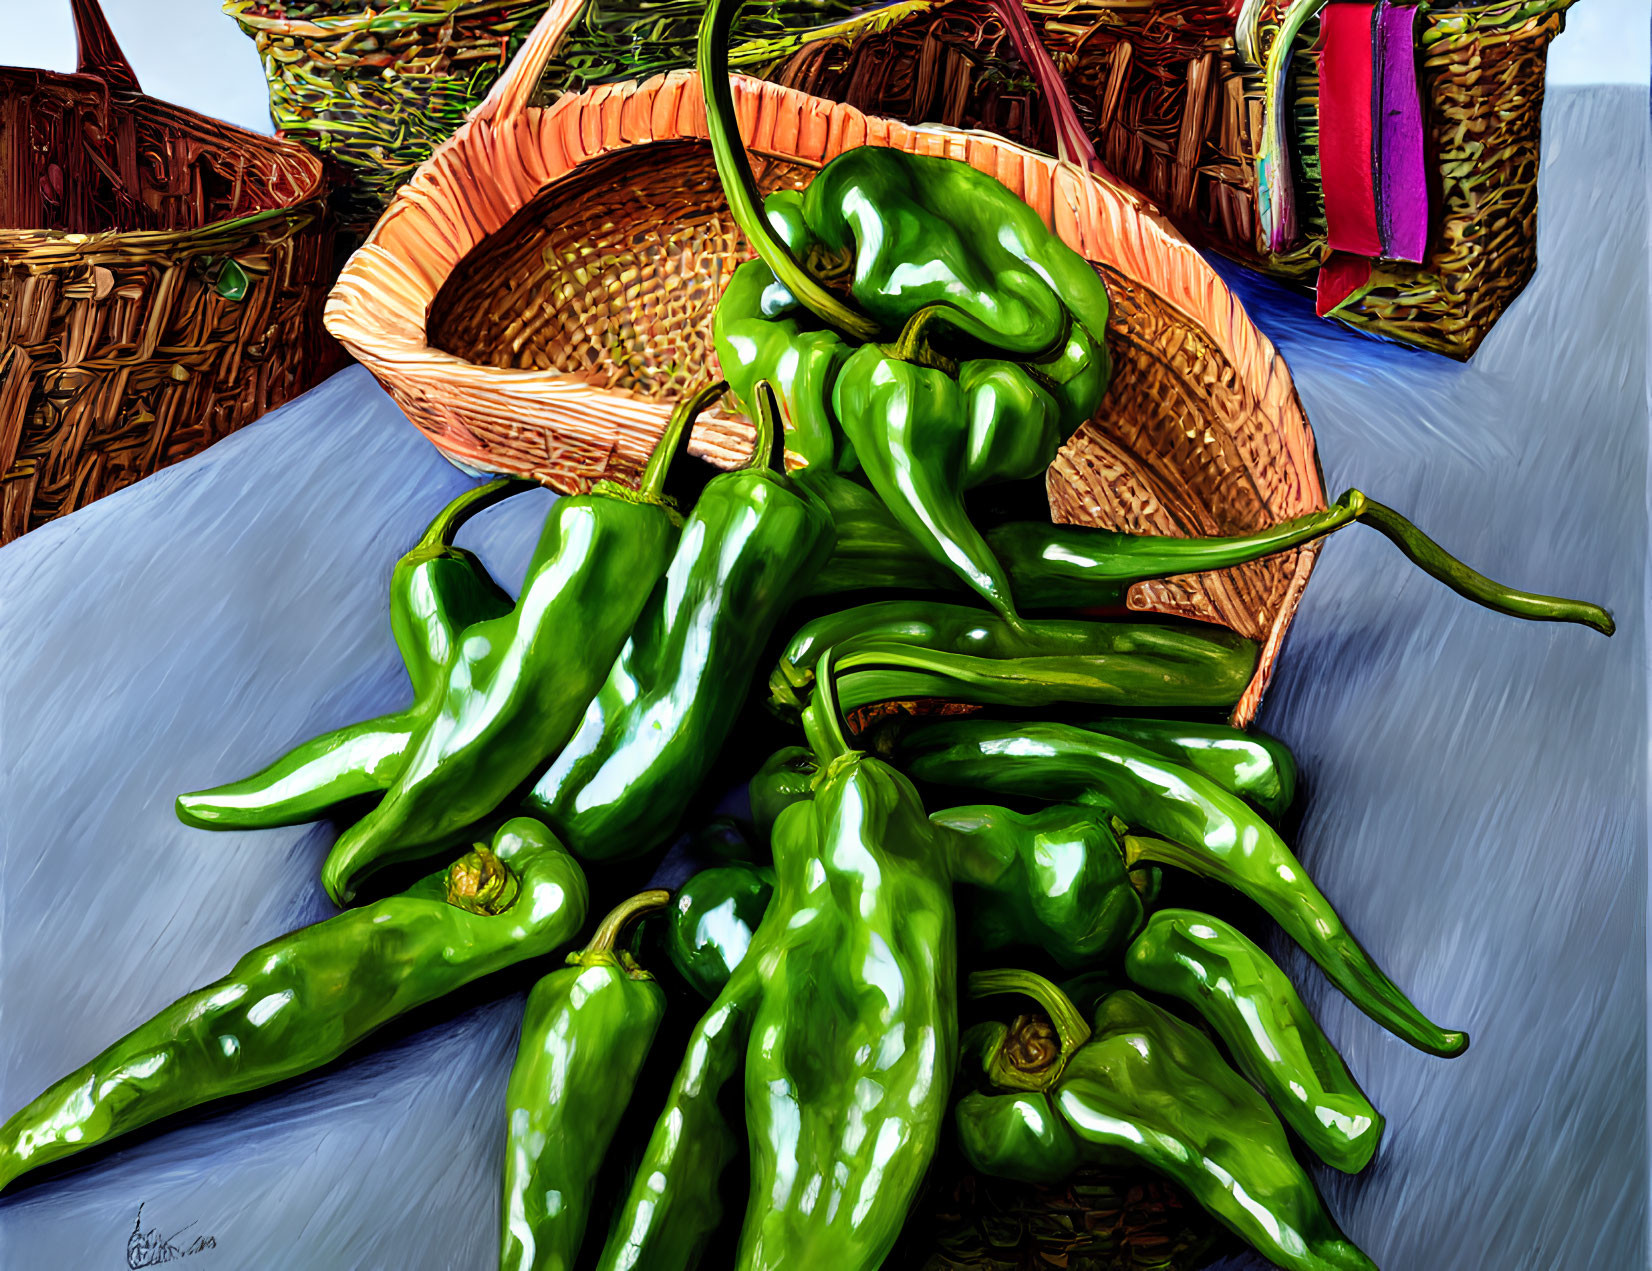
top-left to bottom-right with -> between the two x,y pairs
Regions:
0,86 -> 1644,1271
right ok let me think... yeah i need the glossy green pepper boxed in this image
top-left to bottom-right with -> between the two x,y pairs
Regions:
701,0 -> 1113,624
1125,909 -> 1383,1173
523,382 -> 835,862
321,388 -> 719,903
769,602 -> 1260,716
901,719 -> 1468,1057
1073,717 -> 1297,820
810,486 -> 1615,632
0,818 -> 586,1193
175,477 -> 526,829
939,803 -> 1145,969
499,889 -> 670,1271
955,971 -> 1376,1271
748,746 -> 819,841
664,864 -> 775,999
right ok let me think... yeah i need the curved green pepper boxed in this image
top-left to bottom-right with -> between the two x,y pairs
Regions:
901,719 -> 1467,1057
665,864 -> 776,999
956,972 -> 1376,1271
1125,909 -> 1383,1173
176,478 -> 526,830
321,389 -> 718,903
0,818 -> 587,1194
500,890 -> 670,1271
1073,717 -> 1297,820
523,383 -> 835,862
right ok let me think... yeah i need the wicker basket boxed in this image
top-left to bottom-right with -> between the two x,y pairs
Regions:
0,0 -> 337,544
767,0 -> 1576,359
225,0 -> 557,232
325,0 -> 1327,729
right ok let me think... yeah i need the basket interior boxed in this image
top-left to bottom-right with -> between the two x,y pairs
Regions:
0,70 -> 314,235
425,137 -> 1312,645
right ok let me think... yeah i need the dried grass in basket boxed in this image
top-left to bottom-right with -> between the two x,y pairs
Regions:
324,0 -> 1327,729
765,0 -> 1578,360
0,0 -> 338,545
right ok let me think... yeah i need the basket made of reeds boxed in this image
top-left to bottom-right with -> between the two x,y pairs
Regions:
766,0 -> 1576,359
0,0 -> 337,544
225,0 -> 555,230
325,0 -> 1327,731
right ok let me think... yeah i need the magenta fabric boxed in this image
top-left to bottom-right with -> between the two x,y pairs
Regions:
1320,3 -> 1383,258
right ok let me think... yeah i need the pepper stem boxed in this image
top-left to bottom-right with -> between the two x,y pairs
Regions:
887,304 -> 964,375
801,644 -> 854,762
748,380 -> 784,473
1353,495 -> 1614,635
415,476 -> 533,553
571,889 -> 672,974
445,843 -> 521,916
969,968 -> 1093,1092
641,380 -> 729,499
697,0 -> 880,343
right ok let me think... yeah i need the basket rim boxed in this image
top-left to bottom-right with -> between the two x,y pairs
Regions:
0,67 -> 327,256
223,0 -> 541,36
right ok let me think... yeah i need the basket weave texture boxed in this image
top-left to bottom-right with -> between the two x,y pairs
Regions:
0,0 -> 337,544
324,0 -> 1328,728
224,0 -> 554,230
767,0 -> 1575,359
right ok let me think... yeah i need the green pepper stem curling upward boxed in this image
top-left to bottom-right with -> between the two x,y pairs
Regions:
697,0 -> 880,343
968,968 -> 1093,1092
445,843 -> 521,916
414,475 -> 534,555
640,379 -> 729,499
572,889 -> 673,975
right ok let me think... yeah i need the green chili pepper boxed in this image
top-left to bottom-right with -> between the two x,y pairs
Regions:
0,818 -> 587,1194
321,387 -> 721,903
956,971 -> 1376,1271
500,889 -> 671,1271
595,983 -> 755,1271
1072,717 -> 1297,820
175,478 -> 527,830
770,602 -> 1260,716
665,864 -> 776,999
810,487 -> 1615,633
748,746 -> 820,841
901,719 -> 1467,1057
939,804 -> 1144,969
523,383 -> 835,862
701,0 -> 1114,624
1125,909 -> 1383,1173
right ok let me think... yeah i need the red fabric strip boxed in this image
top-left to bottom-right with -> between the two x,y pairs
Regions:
1320,3 -> 1382,259
1317,252 -> 1375,316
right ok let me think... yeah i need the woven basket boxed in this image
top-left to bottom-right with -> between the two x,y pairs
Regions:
325,0 -> 1327,729
0,0 -> 337,544
767,0 -> 1575,359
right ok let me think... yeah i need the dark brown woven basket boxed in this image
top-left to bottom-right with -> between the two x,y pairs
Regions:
766,0 -> 1576,359
0,0 -> 338,542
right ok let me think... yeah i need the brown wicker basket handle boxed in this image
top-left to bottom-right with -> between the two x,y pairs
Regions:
476,0 -> 585,124
71,0 -> 140,92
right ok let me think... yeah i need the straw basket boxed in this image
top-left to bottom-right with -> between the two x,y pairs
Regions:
325,0 -> 1326,730
224,1 -> 556,231
767,0 -> 1576,359
0,0 -> 336,544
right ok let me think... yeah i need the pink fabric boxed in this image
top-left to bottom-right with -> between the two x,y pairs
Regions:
1320,3 -> 1383,259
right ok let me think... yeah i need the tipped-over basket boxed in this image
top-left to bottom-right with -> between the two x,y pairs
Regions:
324,0 -> 1326,729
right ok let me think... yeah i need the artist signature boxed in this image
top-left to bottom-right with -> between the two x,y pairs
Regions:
126,1203 -> 217,1268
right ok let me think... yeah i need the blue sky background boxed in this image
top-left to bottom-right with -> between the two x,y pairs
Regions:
8,0 -> 1649,135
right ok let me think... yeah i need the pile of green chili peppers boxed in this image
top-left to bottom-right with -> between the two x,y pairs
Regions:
0,3 -> 1616,1268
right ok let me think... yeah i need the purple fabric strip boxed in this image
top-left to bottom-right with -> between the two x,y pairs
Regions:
1378,2 -> 1429,262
